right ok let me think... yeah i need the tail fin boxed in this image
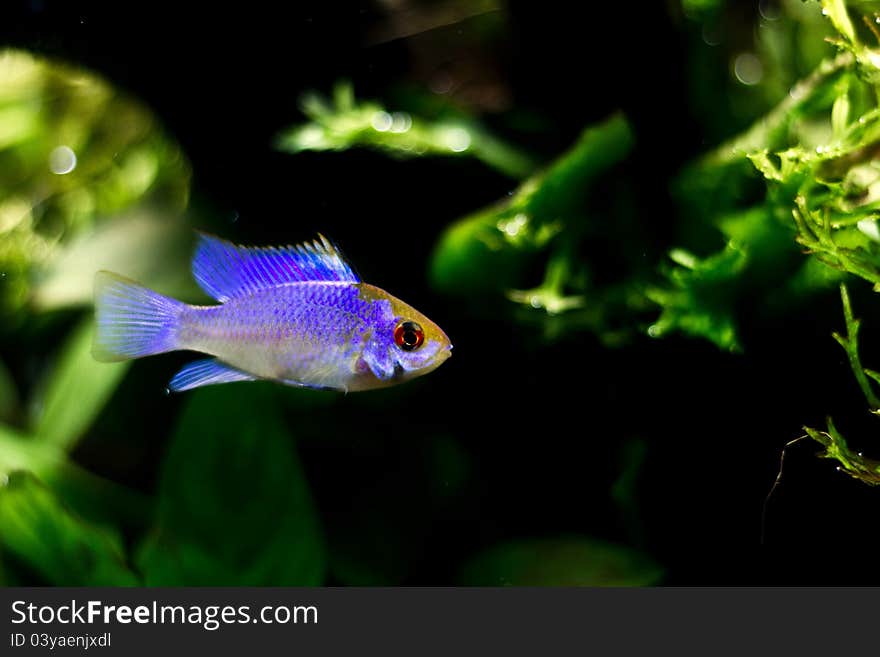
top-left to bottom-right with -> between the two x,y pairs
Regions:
93,271 -> 185,362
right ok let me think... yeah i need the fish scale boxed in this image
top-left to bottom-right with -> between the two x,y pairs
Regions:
182,285 -> 359,381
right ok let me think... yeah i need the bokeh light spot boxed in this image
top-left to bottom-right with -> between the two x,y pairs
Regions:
389,112 -> 412,133
444,127 -> 471,152
371,111 -> 392,132
733,53 -> 763,86
49,145 -> 77,174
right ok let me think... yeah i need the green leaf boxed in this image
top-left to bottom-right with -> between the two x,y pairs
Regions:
649,204 -> 804,350
0,471 -> 138,585
805,418 -> 880,486
0,423 -> 150,531
781,254 -> 848,299
276,81 -> 536,178
459,537 -> 663,586
0,424 -> 65,476
647,244 -> 747,351
527,113 -> 635,221
137,384 -> 325,585
31,319 -> 129,452
831,87 -> 850,139
820,0 -> 856,45
430,113 -> 634,295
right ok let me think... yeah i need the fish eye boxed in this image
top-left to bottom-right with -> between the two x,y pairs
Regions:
394,320 -> 424,351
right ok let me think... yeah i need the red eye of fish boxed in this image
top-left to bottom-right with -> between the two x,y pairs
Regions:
394,321 -> 424,351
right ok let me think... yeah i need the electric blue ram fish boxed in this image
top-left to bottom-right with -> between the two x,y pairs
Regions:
93,233 -> 452,392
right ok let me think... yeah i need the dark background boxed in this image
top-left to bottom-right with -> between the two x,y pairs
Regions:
3,0 -> 878,585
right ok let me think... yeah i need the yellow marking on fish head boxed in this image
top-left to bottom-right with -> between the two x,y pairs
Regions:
355,283 -> 452,387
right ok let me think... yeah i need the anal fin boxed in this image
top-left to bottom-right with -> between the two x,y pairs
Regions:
168,358 -> 257,392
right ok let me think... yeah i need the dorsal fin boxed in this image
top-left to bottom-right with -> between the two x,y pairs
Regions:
192,232 -> 359,301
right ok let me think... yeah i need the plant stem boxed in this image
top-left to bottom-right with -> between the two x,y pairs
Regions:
832,284 -> 880,409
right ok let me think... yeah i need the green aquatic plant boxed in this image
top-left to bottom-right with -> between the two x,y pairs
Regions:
275,81 -> 535,178
0,320 -> 149,535
137,386 -> 324,585
803,285 -> 880,485
0,387 -> 325,586
652,0 -> 880,480
0,49 -> 191,316
0,472 -> 139,586
646,199 -> 814,351
430,113 -> 634,292
653,1 -> 880,349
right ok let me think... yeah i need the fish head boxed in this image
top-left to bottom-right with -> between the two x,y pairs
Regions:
357,283 -> 452,386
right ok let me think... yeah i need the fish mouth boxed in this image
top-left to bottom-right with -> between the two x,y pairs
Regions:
392,343 -> 452,380
427,344 -> 453,369
426,343 -> 453,371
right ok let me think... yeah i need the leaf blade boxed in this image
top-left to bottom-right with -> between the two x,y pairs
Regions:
137,384 -> 325,585
0,471 -> 139,586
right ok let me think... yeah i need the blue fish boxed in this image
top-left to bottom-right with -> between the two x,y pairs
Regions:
93,233 -> 452,392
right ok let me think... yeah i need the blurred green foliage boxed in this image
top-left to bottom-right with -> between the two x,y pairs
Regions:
138,386 -> 324,585
0,50 -> 200,585
0,322 -> 145,523
653,1 -> 880,349
0,49 -> 191,316
276,81 -> 535,178
0,472 -> 138,586
646,205 -> 799,351
431,113 -> 633,294
803,285 -> 880,485
32,321 -> 129,451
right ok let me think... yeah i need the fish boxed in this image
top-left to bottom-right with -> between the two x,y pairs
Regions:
92,233 -> 452,392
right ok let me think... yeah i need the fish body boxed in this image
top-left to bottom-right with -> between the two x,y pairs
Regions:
93,234 -> 452,392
